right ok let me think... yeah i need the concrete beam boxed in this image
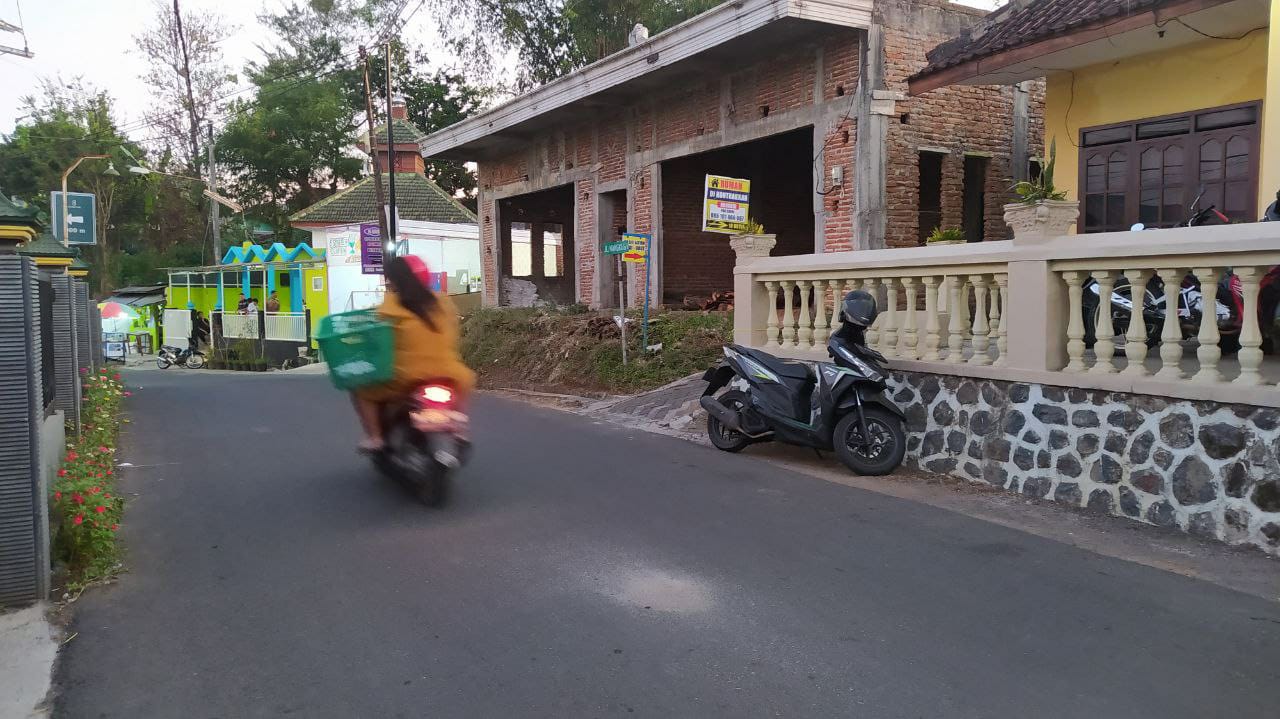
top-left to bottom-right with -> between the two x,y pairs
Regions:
854,25 -> 887,251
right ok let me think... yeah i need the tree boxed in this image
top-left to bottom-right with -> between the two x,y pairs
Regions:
133,0 -> 236,169
215,65 -> 364,236
432,0 -> 722,89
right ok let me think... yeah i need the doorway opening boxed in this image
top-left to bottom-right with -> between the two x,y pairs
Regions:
597,189 -> 629,309
963,155 -> 989,243
498,184 -> 575,306
917,151 -> 944,245
659,127 -> 814,305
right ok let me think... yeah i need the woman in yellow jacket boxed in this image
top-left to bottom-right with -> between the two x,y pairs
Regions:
353,255 -> 476,451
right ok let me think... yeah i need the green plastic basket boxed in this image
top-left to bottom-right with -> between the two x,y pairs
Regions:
316,309 -> 395,390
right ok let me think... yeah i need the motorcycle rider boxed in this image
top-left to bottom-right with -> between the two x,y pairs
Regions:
1263,189 -> 1280,222
352,255 -> 475,452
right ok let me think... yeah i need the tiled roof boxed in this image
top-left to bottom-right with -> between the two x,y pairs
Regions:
917,0 -> 1170,77
0,191 -> 43,226
373,118 -> 426,145
17,231 -> 77,258
290,173 -> 476,225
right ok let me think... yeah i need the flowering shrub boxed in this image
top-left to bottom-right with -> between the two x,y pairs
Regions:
52,368 -> 128,583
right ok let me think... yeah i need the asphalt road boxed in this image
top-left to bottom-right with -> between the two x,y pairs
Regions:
56,370 -> 1280,718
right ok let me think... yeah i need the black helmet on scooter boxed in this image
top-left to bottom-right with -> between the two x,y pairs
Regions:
841,290 -> 878,327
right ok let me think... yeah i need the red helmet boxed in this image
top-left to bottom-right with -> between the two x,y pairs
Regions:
400,254 -> 433,290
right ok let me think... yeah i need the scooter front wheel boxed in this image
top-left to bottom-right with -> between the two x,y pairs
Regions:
834,407 -> 906,476
706,390 -> 753,453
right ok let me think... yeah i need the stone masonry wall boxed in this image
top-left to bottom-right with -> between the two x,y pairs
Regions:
889,371 -> 1280,556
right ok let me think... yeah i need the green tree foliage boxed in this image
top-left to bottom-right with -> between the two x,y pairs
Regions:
433,0 -> 723,89
215,66 -> 365,235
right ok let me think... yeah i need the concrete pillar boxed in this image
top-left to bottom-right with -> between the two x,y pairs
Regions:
729,234 -> 778,348
1011,82 -> 1032,183
1002,202 -> 1080,372
854,26 -> 888,250
289,268 -> 303,312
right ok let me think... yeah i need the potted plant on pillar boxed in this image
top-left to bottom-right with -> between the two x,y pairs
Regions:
728,219 -> 776,260
1004,138 -> 1079,242
925,227 -> 966,246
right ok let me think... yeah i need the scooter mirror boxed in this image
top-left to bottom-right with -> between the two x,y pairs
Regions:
1130,223 -> 1146,232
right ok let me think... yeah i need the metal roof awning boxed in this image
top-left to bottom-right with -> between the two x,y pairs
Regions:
106,292 -> 166,307
418,0 -> 873,161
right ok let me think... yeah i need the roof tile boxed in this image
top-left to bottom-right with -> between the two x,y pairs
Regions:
290,173 -> 476,225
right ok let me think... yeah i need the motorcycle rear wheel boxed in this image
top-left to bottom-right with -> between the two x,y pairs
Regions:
834,407 -> 906,476
707,390 -> 752,453
156,357 -> 171,369
186,354 -> 205,369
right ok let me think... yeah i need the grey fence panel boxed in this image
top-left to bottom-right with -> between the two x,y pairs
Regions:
89,298 -> 104,370
73,281 -> 93,375
52,275 -> 80,429
0,256 -> 48,606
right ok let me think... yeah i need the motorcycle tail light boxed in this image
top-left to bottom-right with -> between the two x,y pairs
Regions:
421,385 -> 454,404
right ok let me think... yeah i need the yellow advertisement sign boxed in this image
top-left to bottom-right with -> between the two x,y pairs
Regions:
702,174 -> 751,234
622,233 -> 649,263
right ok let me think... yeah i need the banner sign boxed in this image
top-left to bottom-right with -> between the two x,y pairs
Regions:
622,233 -> 649,264
359,223 -> 383,275
701,174 -> 751,234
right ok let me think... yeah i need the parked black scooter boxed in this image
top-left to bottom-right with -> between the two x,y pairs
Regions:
700,290 -> 907,475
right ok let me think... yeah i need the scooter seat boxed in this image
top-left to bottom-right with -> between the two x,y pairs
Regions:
737,347 -> 814,380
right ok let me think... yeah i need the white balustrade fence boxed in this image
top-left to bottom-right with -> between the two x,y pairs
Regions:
217,312 -> 260,340
264,312 -> 308,342
734,221 -> 1280,407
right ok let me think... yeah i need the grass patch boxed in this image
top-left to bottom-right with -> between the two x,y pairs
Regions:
461,306 -> 731,395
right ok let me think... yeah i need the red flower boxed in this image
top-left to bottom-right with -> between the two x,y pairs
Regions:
104,493 -> 111,499
57,469 -> 67,477
66,451 -> 78,462
53,491 -> 61,501
72,493 -> 84,505
112,373 -> 121,380
98,446 -> 109,453
89,486 -> 100,495
110,524 -> 119,531
73,515 -> 83,525
80,368 -> 88,375
106,470 -> 113,476
95,505 -> 106,514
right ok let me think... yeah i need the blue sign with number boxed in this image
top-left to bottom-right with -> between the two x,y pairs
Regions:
51,192 -> 97,245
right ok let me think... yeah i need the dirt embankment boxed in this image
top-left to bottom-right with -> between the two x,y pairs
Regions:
460,307 -> 731,396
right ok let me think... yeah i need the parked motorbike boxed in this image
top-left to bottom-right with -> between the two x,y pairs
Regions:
370,381 -> 469,507
1081,189 -> 1263,354
699,291 -> 907,476
156,344 -> 205,369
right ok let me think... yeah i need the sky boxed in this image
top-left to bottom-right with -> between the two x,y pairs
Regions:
0,0 -> 1006,138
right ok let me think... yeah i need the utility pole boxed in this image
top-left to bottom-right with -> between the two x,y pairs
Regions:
359,46 -> 390,246
173,0 -> 201,166
207,122 -> 220,261
384,42 -> 399,254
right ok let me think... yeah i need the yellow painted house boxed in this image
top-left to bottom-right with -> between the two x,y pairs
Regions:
910,0 -> 1277,232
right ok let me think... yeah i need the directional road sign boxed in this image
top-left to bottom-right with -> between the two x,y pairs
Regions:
51,192 -> 97,245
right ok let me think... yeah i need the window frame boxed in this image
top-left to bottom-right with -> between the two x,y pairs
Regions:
1077,101 -> 1261,233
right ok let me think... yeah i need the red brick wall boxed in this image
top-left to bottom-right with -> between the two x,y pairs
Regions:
575,178 -> 595,307
471,1 -> 1039,304
879,0 -> 1046,249
660,129 -> 815,303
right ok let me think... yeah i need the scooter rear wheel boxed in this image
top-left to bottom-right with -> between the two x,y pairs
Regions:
834,407 -> 906,476
707,390 -> 753,453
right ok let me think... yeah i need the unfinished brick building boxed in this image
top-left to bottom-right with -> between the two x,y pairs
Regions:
420,0 -> 1044,308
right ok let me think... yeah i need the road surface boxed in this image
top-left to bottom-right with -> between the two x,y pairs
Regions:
56,370 -> 1280,718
